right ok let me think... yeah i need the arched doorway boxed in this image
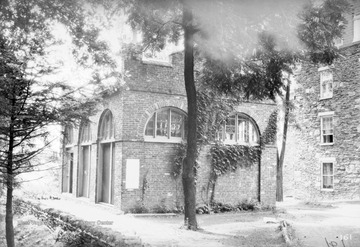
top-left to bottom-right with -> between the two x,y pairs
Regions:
97,110 -> 114,204
78,122 -> 92,197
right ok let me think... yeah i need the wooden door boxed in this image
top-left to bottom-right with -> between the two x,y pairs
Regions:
79,146 -> 90,197
100,143 -> 111,203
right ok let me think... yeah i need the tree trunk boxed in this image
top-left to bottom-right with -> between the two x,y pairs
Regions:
276,82 -> 290,202
182,1 -> 198,230
6,177 -> 15,247
6,137 -> 15,246
6,92 -> 16,247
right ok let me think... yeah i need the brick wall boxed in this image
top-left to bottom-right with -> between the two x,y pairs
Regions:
284,42 -> 360,200
61,52 -> 278,211
124,52 -> 185,95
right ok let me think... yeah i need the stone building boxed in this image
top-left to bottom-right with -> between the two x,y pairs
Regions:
61,52 -> 277,212
284,1 -> 360,201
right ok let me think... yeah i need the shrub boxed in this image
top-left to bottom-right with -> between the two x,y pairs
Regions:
126,202 -> 149,214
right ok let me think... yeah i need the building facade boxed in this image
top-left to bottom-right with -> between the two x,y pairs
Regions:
284,1 -> 360,201
61,52 -> 278,211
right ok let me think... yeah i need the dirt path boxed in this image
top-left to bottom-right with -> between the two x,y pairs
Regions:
277,199 -> 360,247
39,199 -> 287,247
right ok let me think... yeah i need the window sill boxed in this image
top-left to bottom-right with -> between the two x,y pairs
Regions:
319,96 -> 333,100
99,138 -> 116,143
144,137 -> 185,144
320,143 -> 334,146
222,141 -> 260,146
321,188 -> 334,192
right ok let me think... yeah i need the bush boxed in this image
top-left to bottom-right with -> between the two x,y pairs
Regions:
126,202 -> 149,214
196,199 -> 265,214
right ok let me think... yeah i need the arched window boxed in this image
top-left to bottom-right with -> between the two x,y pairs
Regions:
99,110 -> 114,141
64,125 -> 74,145
145,108 -> 187,141
80,122 -> 92,144
218,114 -> 259,145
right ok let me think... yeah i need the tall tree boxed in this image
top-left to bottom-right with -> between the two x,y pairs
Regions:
276,0 -> 350,202
0,1 -> 112,246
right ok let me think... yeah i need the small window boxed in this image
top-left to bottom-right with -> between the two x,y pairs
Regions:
321,160 -> 335,190
99,110 -> 114,141
320,113 -> 334,145
80,122 -> 92,144
64,125 -> 74,145
319,67 -> 333,99
145,108 -> 186,141
218,114 -> 259,145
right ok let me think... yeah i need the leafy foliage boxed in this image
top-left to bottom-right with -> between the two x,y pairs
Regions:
196,88 -> 239,146
200,32 -> 296,101
297,0 -> 350,64
210,144 -> 261,177
172,143 -> 187,178
196,199 -> 264,214
260,110 -> 278,146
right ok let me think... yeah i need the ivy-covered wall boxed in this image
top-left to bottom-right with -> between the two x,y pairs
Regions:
195,102 -> 278,206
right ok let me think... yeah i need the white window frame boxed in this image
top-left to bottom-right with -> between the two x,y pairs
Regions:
144,108 -> 187,143
318,66 -> 333,100
319,111 -> 334,145
219,114 -> 259,146
353,15 -> 360,42
320,158 -> 335,191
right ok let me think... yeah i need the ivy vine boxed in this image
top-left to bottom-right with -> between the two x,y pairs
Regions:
172,143 -> 187,178
210,144 -> 261,177
260,110 -> 278,146
171,85 -> 278,206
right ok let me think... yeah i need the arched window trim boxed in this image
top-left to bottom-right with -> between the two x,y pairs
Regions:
98,110 -> 115,143
64,125 -> 75,147
79,122 -> 92,145
144,107 -> 187,143
218,113 -> 260,146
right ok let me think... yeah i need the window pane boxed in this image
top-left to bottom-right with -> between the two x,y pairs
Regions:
237,119 -> 246,142
322,116 -> 333,143
81,124 -> 91,143
171,111 -> 184,137
323,176 -> 333,189
100,111 -> 113,140
322,163 -> 334,189
225,116 -> 236,142
249,122 -> 258,143
156,110 -> 169,137
323,163 -> 333,175
145,114 -> 155,136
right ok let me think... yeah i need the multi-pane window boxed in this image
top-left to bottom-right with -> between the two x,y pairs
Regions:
218,114 -> 259,145
99,110 -> 114,141
320,113 -> 334,144
145,108 -> 186,141
64,125 -> 74,145
319,67 -> 333,99
321,160 -> 334,190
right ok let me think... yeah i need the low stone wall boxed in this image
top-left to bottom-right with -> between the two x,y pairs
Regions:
14,198 -> 142,247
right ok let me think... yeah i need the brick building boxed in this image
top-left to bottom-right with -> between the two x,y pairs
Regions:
284,1 -> 360,201
61,52 -> 277,211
